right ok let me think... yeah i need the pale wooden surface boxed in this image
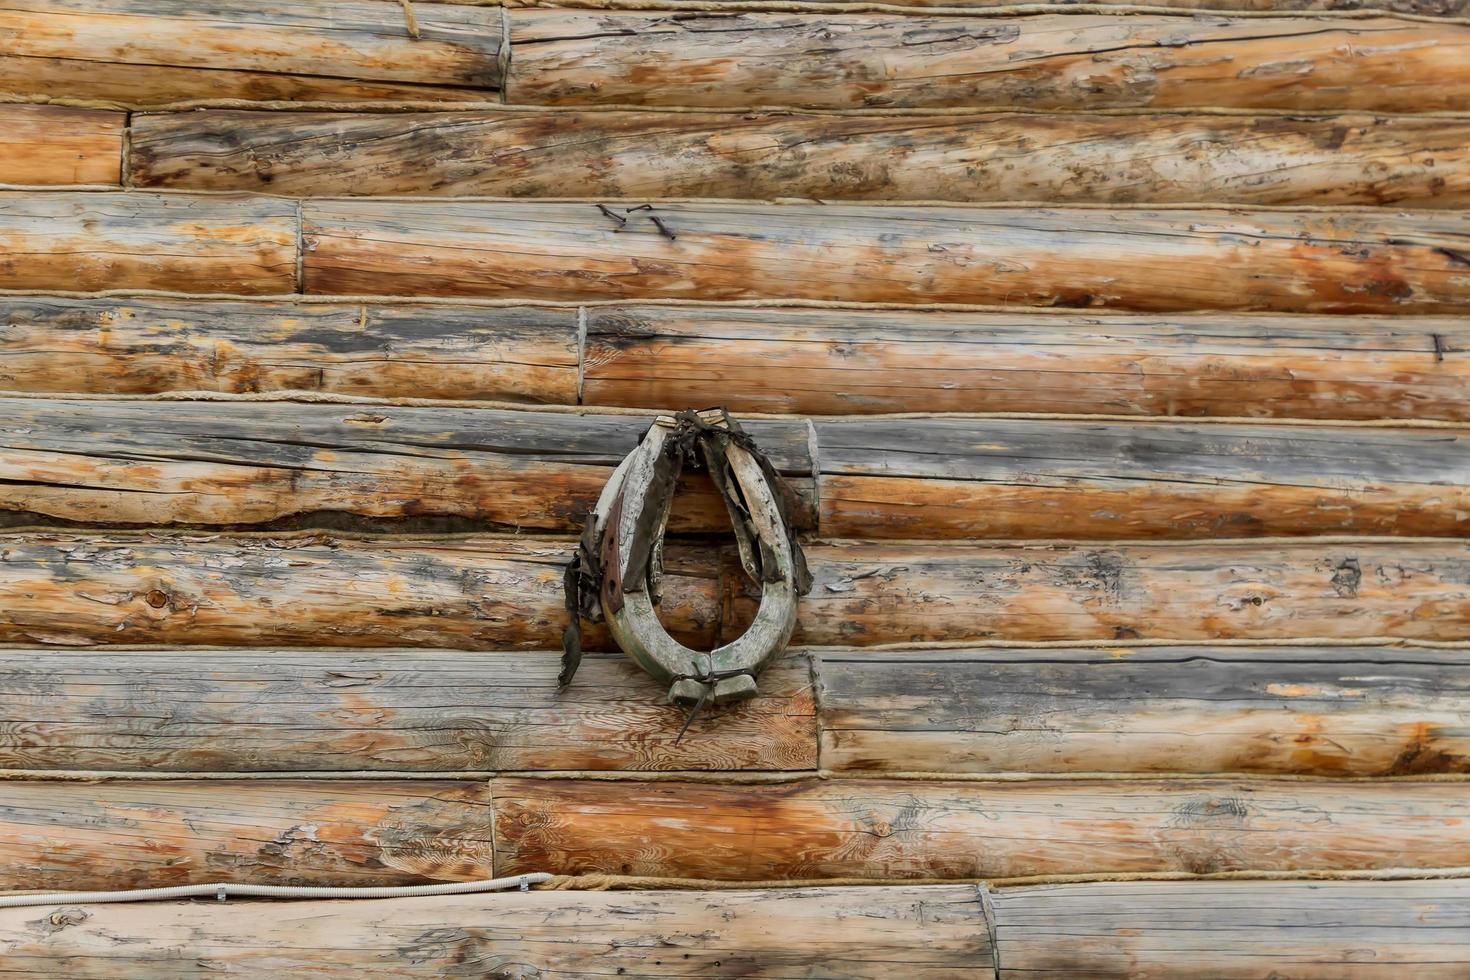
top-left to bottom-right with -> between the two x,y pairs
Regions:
493,776 -> 1470,879
0,885 -> 994,978
506,11 -> 1470,112
991,879 -> 1470,979
0,105 -> 123,186
128,108 -> 1470,207
0,650 -> 816,772
301,201 -> 1470,312
0,0 -> 503,105
817,647 -> 1470,776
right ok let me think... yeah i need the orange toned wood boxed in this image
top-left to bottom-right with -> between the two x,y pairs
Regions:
506,11 -> 1470,112
0,298 -> 579,400
128,108 -> 1470,207
0,0 -> 503,106
817,647 -> 1470,776
583,307 -> 1470,420
493,776 -> 1470,880
301,201 -> 1470,313
0,780 -> 490,890
0,192 -> 296,294
0,650 -> 816,772
0,104 -> 122,186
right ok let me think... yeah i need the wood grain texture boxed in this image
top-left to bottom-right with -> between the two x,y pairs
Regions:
598,0 -> 1469,10
0,650 -> 816,772
127,108 -> 1470,207
0,298 -> 579,400
584,307 -> 1470,420
813,417 -> 1470,539
0,0 -> 503,106
0,192 -> 296,294
300,201 -> 1470,313
817,646 -> 1470,776
493,776 -> 1470,879
0,398 -> 811,531
505,12 -> 1470,112
0,885 -> 993,978
0,780 -> 491,890
0,104 -> 122,186
991,879 -> 1470,979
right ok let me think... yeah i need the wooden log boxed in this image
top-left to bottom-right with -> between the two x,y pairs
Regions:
812,417 -> 1470,539
0,0 -> 503,106
2,533 -> 1467,648
0,885 -> 993,978
300,200 -> 1470,313
127,107 -> 1470,207
0,105 -> 123,187
505,12 -> 1470,112
817,647 -> 1470,776
585,307 -> 1470,419
586,0 -> 1465,11
492,776 -> 1470,879
0,650 -> 816,772
990,879 -> 1470,979
0,398 -> 812,531
0,297 -> 579,400
0,193 -> 296,295
0,780 -> 490,890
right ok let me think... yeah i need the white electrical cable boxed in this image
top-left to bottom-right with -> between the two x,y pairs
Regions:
0,872 -> 554,908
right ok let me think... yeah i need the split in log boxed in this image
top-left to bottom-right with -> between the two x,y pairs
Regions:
584,306 -> 1470,420
0,885 -> 992,978
0,105 -> 123,186
0,0 -> 503,106
301,200 -> 1470,312
0,298 -> 580,401
0,192 -> 296,295
505,12 -> 1470,112
2,533 -> 1467,648
0,650 -> 816,772
0,779 -> 491,891
990,879 -> 1470,979
126,108 -> 1470,207
492,776 -> 1470,880
816,646 -> 1470,776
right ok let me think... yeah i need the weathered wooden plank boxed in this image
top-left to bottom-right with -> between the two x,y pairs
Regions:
301,201 -> 1470,313
584,307 -> 1470,420
0,885 -> 993,978
0,0 -> 503,106
2,534 -> 1466,648
813,417 -> 1470,539
493,776 -> 1470,879
817,647 -> 1470,776
0,398 -> 812,531
0,193 -> 297,294
0,780 -> 489,890
990,879 -> 1470,979
0,650 -> 816,772
127,108 -> 1470,207
505,12 -> 1470,112
0,105 -> 123,186
0,298 -> 579,400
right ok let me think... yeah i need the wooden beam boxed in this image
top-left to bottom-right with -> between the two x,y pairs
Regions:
0,780 -> 490,890
0,650 -> 816,772
0,105 -> 123,186
505,11 -> 1470,112
127,108 -> 1470,207
301,200 -> 1470,312
0,192 -> 296,294
492,776 -> 1470,879
990,879 -> 1470,979
0,885 -> 994,978
0,0 -> 503,106
817,646 -> 1470,776
583,307 -> 1470,420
